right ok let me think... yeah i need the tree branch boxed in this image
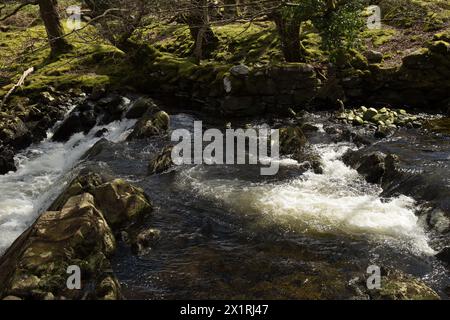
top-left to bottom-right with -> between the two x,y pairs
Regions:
0,67 -> 34,110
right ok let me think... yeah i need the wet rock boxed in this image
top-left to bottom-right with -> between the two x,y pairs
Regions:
424,118 -> 450,135
49,172 -> 107,211
0,193 -> 120,300
52,109 -> 97,142
96,94 -> 123,109
429,40 -> 450,55
93,179 -> 153,227
363,108 -> 378,121
50,172 -> 153,228
95,276 -> 122,300
81,138 -> 113,161
125,97 -> 159,119
0,145 -> 16,175
279,126 -> 323,174
367,269 -> 440,300
337,107 -> 423,130
0,116 -> 32,150
131,228 -> 161,255
94,128 -> 109,138
375,125 -> 397,139
97,95 -> 128,124
343,151 -> 386,184
148,145 -> 174,175
324,125 -> 343,136
341,128 -> 374,146
127,111 -> 170,140
279,126 -> 307,157
301,123 -> 320,133
435,247 -> 450,264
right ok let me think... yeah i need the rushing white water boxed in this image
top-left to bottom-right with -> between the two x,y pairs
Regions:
179,143 -> 435,255
0,118 -> 136,255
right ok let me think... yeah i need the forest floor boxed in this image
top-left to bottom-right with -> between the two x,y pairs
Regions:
0,0 -> 449,100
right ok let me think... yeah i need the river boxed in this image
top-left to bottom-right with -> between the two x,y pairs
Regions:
0,107 -> 449,299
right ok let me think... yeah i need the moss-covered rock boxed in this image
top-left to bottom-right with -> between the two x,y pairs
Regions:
148,145 -> 174,175
93,179 -> 153,227
368,269 -> 440,300
125,97 -> 159,119
127,110 -> 170,140
337,106 -> 425,133
279,126 -> 307,156
0,193 -> 120,300
51,172 -> 153,228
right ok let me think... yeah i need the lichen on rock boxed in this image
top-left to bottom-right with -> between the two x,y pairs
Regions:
0,193 -> 119,300
127,110 -> 170,140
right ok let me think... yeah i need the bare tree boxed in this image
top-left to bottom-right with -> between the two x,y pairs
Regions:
1,0 -> 72,56
37,0 -> 72,55
185,0 -> 218,62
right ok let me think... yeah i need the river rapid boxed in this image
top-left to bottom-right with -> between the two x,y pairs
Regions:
0,104 -> 449,299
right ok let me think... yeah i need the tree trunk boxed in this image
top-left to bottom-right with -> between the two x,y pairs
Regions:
38,0 -> 72,56
223,0 -> 241,18
187,0 -> 218,62
273,12 -> 304,63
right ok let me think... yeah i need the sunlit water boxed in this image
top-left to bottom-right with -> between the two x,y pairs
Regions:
0,111 -> 448,298
177,143 -> 434,255
0,118 -> 136,254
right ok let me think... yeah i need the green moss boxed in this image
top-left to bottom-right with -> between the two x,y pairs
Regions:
147,21 -> 331,66
363,28 -> 397,47
0,23 -> 129,96
378,0 -> 450,29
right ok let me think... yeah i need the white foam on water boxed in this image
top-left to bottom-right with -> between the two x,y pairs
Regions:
179,143 -> 434,255
0,118 -> 136,255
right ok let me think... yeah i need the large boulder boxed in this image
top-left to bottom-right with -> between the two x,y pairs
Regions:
96,94 -> 128,124
343,151 -> 387,184
50,172 -> 153,228
127,111 -> 170,140
49,172 -> 107,211
93,179 -> 153,227
366,269 -> 440,300
0,193 -> 120,300
125,97 -> 159,119
52,108 -> 97,142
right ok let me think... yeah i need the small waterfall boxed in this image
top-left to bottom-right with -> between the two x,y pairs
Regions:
0,116 -> 136,254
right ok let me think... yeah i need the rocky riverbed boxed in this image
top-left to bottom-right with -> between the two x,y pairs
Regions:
0,92 -> 449,300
